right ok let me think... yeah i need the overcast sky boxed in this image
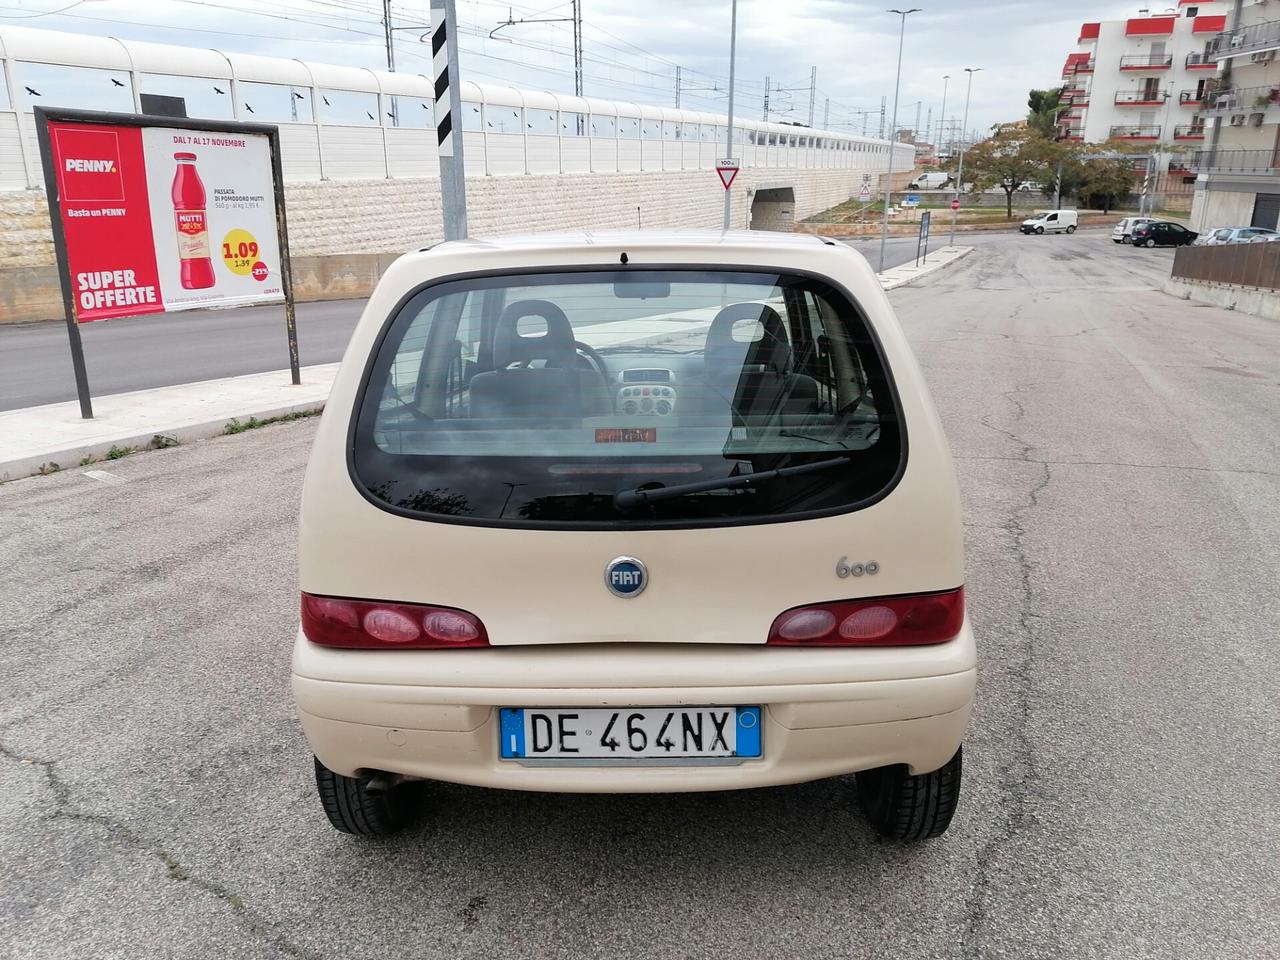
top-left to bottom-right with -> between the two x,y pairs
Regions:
0,0 -> 1145,138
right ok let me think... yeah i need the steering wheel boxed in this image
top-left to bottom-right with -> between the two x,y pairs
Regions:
572,340 -> 610,382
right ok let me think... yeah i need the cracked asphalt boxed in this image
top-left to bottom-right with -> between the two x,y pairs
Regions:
2,233 -> 1278,959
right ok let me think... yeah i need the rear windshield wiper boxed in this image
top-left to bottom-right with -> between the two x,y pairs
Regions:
613,456 -> 851,511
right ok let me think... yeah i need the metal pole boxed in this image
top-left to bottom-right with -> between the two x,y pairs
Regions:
823,97 -> 830,130
938,74 -> 949,156
33,107 -> 93,418
950,67 -> 979,248
722,0 -> 737,231
573,0 -> 583,97
763,75 -> 770,121
675,65 -> 681,108
808,66 -> 817,128
382,0 -> 396,71
431,0 -> 468,239
269,127 -> 302,386
879,9 -> 919,273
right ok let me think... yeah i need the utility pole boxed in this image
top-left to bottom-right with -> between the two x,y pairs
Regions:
914,100 -> 921,141
490,0 -> 583,97
949,67 -> 981,248
763,75 -> 770,120
880,9 -> 920,273
808,65 -> 817,127
431,0 -> 467,240
879,96 -> 886,139
937,74 -> 949,155
675,65 -> 681,108
723,0 -> 738,231
925,107 -> 932,147
382,0 -> 396,71
823,97 -> 830,129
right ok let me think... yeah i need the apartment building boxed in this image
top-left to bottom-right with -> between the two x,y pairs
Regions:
1058,2 -> 1229,147
1190,0 -> 1280,230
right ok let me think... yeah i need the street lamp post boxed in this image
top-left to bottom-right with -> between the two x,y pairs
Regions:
723,0 -> 738,231
878,8 -> 922,273
949,66 -> 981,248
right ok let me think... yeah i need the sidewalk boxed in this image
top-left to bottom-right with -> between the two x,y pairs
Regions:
878,245 -> 973,291
1,246 -> 974,482
0,365 -> 337,482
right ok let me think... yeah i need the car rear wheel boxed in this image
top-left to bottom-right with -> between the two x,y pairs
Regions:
313,757 -> 424,836
1144,238 -> 1157,248
1066,225 -> 1077,234
857,746 -> 962,842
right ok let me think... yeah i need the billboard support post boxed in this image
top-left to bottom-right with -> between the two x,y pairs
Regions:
267,127 -> 301,385
34,106 -> 94,419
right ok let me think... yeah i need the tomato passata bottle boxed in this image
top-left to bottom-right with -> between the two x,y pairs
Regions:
172,152 -> 215,289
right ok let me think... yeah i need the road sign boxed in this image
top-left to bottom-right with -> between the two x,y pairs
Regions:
716,157 -> 740,190
951,198 -> 961,211
917,210 -> 932,267
903,194 -> 921,207
859,182 -> 872,201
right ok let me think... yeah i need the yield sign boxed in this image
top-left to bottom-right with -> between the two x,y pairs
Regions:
716,157 -> 740,190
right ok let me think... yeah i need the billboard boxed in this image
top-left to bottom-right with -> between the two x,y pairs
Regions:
44,120 -> 285,322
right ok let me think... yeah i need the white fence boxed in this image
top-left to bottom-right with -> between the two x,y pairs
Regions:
0,25 -> 910,190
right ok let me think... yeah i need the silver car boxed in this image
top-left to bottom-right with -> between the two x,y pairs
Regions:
1112,217 -> 1156,244
1197,227 -> 1280,246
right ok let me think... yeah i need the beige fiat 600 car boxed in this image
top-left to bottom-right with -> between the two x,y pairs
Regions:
293,231 -> 975,842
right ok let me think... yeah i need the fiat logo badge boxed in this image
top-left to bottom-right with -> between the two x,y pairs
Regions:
605,556 -> 648,598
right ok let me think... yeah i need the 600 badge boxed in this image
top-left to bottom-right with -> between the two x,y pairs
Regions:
836,557 -> 880,579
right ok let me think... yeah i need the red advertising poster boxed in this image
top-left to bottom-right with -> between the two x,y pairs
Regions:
46,120 -> 284,322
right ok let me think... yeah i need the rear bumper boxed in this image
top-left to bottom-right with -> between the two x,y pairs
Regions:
291,623 -> 976,793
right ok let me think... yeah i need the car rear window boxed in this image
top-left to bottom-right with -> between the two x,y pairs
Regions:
350,269 -> 904,528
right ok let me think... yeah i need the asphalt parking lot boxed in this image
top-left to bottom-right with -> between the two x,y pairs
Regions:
2,233 -> 1277,959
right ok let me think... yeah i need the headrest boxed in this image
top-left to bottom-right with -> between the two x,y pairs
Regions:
493,299 -> 577,369
704,302 -> 791,377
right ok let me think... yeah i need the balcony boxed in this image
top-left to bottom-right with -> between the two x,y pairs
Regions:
1189,148 -> 1280,173
1173,125 -> 1207,140
1179,89 -> 1205,106
1200,83 -> 1280,114
1120,53 -> 1173,70
1185,52 -> 1220,70
1062,58 -> 1095,76
1110,124 -> 1162,140
1115,91 -> 1168,106
1208,19 -> 1280,61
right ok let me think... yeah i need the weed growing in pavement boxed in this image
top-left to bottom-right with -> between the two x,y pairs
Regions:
223,408 -> 321,435
106,445 -> 136,460
149,434 -> 179,449
36,462 -> 61,475
79,455 -> 94,466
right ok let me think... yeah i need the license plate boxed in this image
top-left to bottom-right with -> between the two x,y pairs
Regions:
499,706 -> 762,762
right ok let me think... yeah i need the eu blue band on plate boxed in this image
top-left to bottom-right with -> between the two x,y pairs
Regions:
735,706 -> 762,758
499,708 -> 525,758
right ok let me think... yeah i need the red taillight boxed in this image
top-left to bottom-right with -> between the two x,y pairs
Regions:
767,588 -> 964,647
301,593 -> 489,649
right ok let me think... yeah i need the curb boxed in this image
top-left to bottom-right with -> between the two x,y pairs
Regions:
879,246 -> 974,291
1,397 -> 327,483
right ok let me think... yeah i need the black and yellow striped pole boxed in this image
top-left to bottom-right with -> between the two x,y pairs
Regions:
430,0 -> 468,240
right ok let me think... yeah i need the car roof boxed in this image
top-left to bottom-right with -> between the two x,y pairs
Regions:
419,229 -> 836,256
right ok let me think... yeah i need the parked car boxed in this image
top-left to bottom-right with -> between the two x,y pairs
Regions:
1112,217 -> 1157,244
1019,210 -> 1079,235
1197,226 -> 1280,246
293,231 -> 975,841
909,171 -> 950,189
1129,221 -> 1198,247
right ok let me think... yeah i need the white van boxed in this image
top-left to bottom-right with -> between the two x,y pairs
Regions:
293,231 -> 975,842
1020,210 -> 1078,235
909,171 -> 950,190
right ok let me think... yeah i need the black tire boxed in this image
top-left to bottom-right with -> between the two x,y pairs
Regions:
1066,225 -> 1077,234
857,747 -> 962,842
313,757 -> 422,836
1145,238 -> 1157,248
1035,226 -> 1045,235
1112,238 -> 1122,244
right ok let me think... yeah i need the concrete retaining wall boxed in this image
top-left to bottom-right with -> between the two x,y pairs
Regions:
1163,276 -> 1280,322
0,165 -> 884,323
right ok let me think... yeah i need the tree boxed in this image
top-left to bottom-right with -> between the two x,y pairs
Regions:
1078,157 -> 1137,214
1027,87 -> 1064,139
963,127 -> 1066,219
